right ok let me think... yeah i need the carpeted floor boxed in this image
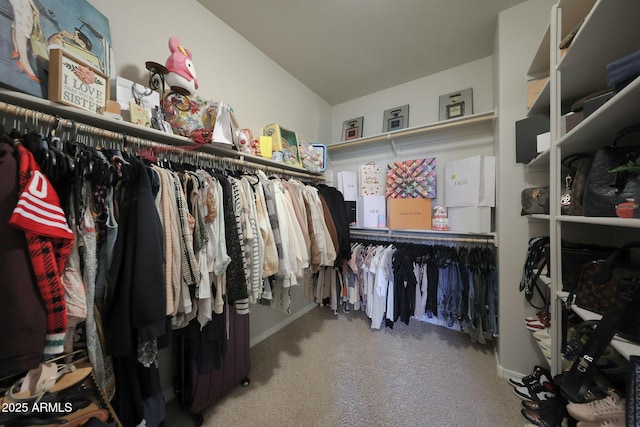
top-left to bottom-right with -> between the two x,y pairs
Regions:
166,306 -> 524,427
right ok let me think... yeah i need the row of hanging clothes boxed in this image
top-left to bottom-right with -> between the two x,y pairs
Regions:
0,106 -> 348,427
345,235 -> 498,344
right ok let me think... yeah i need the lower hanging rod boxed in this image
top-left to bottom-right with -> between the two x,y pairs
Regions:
349,228 -> 496,245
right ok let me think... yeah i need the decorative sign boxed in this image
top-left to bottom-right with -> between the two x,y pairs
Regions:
48,49 -> 109,114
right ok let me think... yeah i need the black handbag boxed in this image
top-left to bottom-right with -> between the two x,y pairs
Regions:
561,154 -> 593,216
567,242 -> 640,343
583,124 -> 640,217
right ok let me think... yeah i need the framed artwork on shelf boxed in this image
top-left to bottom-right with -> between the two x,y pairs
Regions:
0,0 -> 114,98
382,105 -> 409,132
48,48 -> 109,114
342,116 -> 363,141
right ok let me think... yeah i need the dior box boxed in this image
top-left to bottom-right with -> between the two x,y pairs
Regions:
357,196 -> 386,228
447,206 -> 491,233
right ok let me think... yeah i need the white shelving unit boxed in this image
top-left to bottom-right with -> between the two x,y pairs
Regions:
523,0 -> 640,380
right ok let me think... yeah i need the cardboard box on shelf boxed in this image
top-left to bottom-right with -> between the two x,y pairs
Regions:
526,77 -> 549,110
387,198 -> 432,230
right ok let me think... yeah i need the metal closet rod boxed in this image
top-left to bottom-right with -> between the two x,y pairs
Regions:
349,229 -> 495,245
0,101 -> 323,181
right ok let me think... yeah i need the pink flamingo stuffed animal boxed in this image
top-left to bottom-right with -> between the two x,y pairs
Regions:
164,37 -> 198,95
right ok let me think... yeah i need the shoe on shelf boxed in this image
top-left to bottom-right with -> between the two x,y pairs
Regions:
533,329 -> 551,341
521,405 -> 566,427
526,321 -> 549,331
566,391 -> 625,422
509,365 -> 551,388
525,310 -> 550,323
514,374 -> 557,401
538,337 -> 551,350
521,394 -> 565,411
575,415 -> 626,427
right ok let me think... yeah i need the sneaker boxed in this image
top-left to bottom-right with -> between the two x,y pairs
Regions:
514,375 -> 556,401
533,328 -> 551,341
567,391 -> 625,422
576,415 -> 626,427
521,405 -> 566,427
509,366 -> 551,388
521,394 -> 565,411
526,321 -> 548,331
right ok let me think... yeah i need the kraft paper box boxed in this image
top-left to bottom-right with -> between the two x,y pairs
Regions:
387,198 -> 432,230
526,76 -> 549,110
447,206 -> 491,233
357,196 -> 386,228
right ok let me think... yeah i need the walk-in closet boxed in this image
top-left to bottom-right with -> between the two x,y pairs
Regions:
1,0 -> 639,426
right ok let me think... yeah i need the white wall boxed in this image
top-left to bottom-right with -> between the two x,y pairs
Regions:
331,57 -> 494,142
88,0 -> 332,147
328,57 -> 495,205
494,0 -> 556,377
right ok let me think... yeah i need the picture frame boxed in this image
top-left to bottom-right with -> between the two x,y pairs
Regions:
342,116 -> 363,141
48,48 -> 109,114
0,0 -> 114,98
439,88 -> 473,121
382,105 -> 409,132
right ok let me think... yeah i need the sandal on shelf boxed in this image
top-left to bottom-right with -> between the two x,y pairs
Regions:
7,359 -> 93,403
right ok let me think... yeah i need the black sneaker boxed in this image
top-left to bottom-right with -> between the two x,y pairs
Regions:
521,405 -> 566,427
521,394 -> 565,410
514,375 -> 556,401
509,365 -> 551,388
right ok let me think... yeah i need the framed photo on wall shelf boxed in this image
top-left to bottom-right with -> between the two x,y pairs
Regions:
382,105 -> 409,132
48,48 -> 109,114
342,116 -> 363,141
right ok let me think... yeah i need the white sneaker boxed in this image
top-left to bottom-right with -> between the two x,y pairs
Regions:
567,391 -> 625,422
533,328 -> 551,341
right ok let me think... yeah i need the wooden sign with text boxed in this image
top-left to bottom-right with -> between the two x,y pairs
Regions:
48,49 -> 109,114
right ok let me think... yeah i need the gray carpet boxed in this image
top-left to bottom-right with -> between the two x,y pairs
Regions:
166,307 -> 524,427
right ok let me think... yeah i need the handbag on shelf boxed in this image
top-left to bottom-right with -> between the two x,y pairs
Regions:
561,153 -> 594,216
582,124 -> 640,217
567,242 -> 640,343
521,186 -> 549,215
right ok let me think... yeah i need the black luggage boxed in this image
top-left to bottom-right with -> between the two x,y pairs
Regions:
174,306 -> 251,425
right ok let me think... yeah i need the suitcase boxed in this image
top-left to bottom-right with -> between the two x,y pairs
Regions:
174,306 -> 251,426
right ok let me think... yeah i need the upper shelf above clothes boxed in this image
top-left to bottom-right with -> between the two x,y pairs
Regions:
326,111 -> 495,153
0,89 -> 324,181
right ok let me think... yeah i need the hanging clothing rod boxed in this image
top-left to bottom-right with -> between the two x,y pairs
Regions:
0,99 -> 324,182
349,228 -> 496,246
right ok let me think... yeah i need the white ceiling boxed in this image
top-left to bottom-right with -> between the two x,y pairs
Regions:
197,0 -> 528,105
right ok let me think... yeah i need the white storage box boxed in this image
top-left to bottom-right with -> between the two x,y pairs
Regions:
447,206 -> 492,233
357,196 -> 386,228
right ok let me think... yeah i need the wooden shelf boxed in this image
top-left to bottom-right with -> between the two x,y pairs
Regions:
327,111 -> 495,151
0,89 -> 323,180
